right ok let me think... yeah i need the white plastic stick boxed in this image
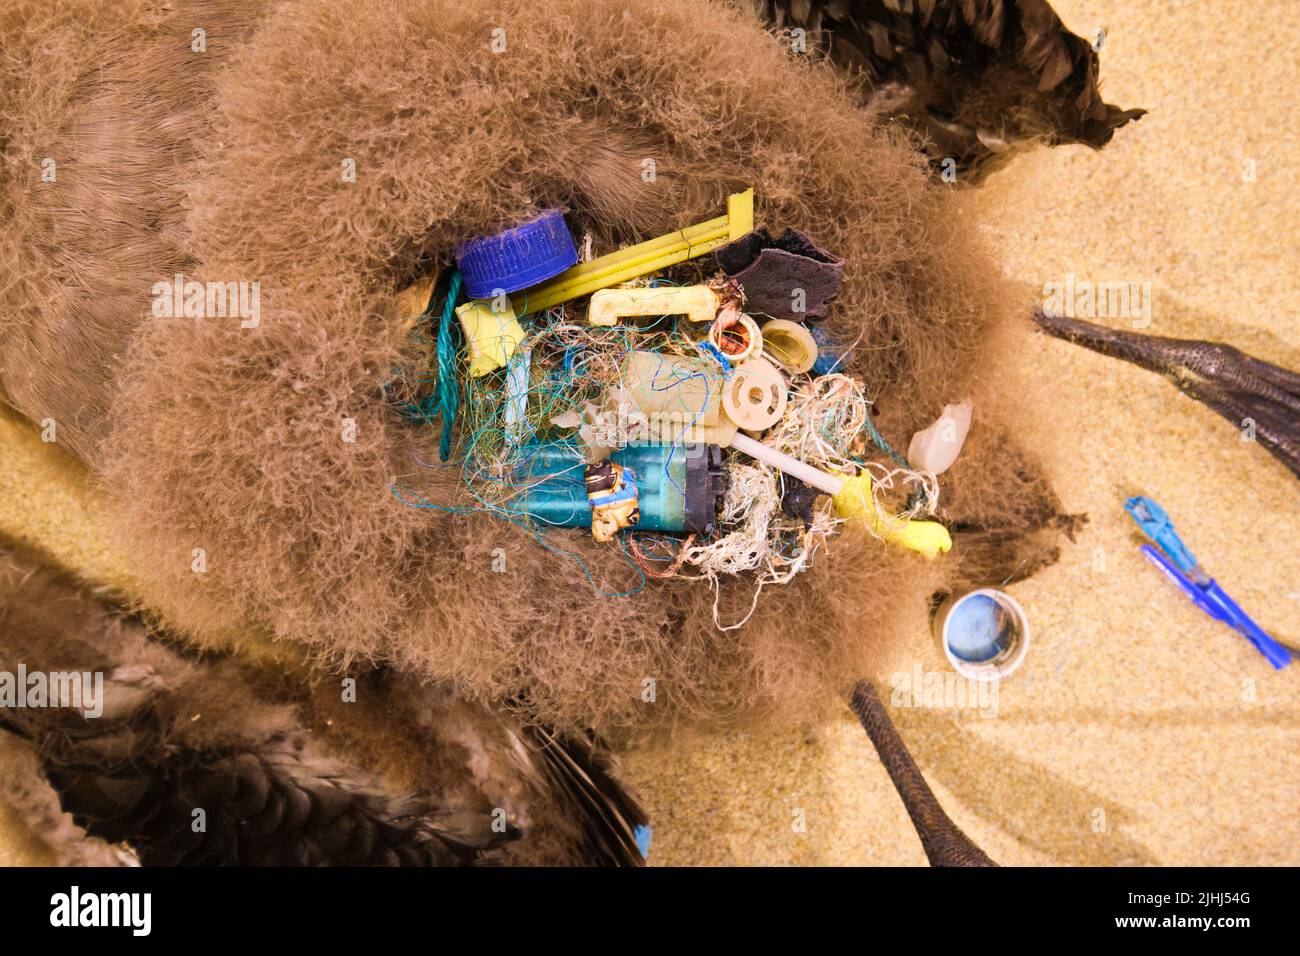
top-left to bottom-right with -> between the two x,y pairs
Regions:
727,432 -> 844,496
504,349 -> 531,445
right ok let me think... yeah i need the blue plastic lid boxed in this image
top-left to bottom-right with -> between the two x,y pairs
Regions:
945,593 -> 1013,663
454,209 -> 579,300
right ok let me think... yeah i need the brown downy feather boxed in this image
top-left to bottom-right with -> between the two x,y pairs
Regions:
0,0 -> 268,465
0,0 -> 1088,736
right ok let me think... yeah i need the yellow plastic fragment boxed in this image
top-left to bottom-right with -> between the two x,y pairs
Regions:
728,188 -> 755,236
831,473 -> 952,560
455,296 -> 526,377
394,271 -> 440,332
587,285 -> 719,327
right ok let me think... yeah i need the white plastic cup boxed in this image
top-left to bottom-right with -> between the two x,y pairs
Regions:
933,588 -> 1031,681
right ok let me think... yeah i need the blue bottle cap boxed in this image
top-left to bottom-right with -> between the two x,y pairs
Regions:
454,209 -> 579,301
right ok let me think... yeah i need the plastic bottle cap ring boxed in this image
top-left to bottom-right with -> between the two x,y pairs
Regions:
721,357 -> 788,432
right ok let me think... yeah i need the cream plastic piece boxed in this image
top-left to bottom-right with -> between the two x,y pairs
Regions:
587,285 -> 719,327
707,311 -> 762,364
569,403 -> 621,462
759,319 -> 818,374
598,351 -> 741,449
455,296 -> 526,378
550,409 -> 584,429
906,400 -> 973,474
617,350 -> 723,427
721,356 -> 787,432
653,418 -> 738,448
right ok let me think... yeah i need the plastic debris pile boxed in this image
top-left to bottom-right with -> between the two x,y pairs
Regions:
391,190 -> 964,627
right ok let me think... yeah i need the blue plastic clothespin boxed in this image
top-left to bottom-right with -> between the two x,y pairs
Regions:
1124,496 -> 1291,670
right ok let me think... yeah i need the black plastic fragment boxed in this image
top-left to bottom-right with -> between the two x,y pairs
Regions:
715,228 -> 845,322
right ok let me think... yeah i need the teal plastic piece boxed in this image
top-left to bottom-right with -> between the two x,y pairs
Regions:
507,442 -> 722,534
1124,496 -> 1201,578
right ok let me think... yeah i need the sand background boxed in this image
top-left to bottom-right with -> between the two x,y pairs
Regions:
2,0 -> 1296,865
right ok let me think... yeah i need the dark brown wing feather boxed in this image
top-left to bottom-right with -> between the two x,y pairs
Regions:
0,539 -> 649,865
524,724 -> 649,866
745,0 -> 1144,181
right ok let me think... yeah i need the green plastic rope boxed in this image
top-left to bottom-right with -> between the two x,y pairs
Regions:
863,411 -> 910,469
863,409 -> 931,512
436,271 -> 464,461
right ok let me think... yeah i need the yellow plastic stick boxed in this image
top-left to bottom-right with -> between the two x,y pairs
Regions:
507,188 -> 753,316
587,285 -> 719,327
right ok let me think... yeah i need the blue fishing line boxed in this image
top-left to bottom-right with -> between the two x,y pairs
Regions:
860,404 -> 931,511
696,341 -> 732,373
390,479 -> 647,599
862,410 -> 910,469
